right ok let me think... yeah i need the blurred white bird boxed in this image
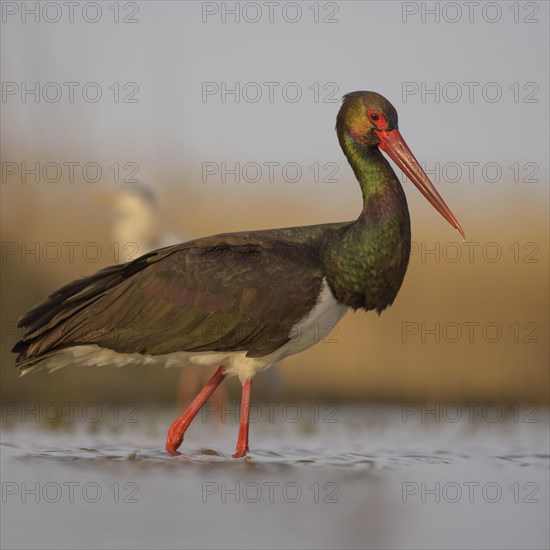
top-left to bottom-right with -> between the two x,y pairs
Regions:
95,184 -> 183,258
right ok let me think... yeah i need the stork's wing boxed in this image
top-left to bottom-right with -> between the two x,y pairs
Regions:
13,230 -> 329,367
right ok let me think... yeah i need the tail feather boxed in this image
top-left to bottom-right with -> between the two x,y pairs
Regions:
12,246 -> 175,370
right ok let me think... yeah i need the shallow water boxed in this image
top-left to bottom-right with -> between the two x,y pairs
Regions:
1,404 -> 548,549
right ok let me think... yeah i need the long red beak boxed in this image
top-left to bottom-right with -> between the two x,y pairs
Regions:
376,129 -> 465,238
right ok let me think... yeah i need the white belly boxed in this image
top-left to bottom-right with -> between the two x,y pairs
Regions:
24,280 -> 348,383
269,279 -> 348,359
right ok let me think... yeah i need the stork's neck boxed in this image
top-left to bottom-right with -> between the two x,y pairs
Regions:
338,130 -> 408,221
322,128 -> 411,312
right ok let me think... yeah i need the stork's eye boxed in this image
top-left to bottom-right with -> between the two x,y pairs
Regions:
367,109 -> 388,129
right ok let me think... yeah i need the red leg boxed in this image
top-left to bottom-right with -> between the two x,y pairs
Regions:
233,379 -> 252,458
166,366 -> 226,455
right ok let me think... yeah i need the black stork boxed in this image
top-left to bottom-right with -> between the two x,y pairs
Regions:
13,91 -> 464,458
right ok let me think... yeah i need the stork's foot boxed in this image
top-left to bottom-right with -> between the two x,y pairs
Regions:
166,446 -> 182,457
165,425 -> 184,455
164,365 -> 226,456
232,446 -> 249,459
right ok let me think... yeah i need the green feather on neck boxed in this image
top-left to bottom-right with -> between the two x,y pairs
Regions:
320,95 -> 412,312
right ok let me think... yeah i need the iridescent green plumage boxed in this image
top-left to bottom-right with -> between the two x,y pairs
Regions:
326,91 -> 411,311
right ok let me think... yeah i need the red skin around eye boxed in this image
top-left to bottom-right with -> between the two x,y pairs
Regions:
367,109 -> 388,129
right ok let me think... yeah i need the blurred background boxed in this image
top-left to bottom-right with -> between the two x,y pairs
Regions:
1,4 -> 549,550
1,1 -> 548,406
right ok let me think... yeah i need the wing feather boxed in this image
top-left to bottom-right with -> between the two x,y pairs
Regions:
13,229 -> 331,367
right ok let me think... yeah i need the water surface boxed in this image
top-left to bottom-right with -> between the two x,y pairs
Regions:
1,404 -> 548,549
